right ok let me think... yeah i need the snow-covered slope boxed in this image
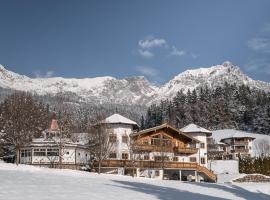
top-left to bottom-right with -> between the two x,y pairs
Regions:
0,162 -> 270,200
0,61 -> 269,105
158,61 -> 270,99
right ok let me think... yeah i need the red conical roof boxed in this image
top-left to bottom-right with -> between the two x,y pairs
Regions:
49,119 -> 59,131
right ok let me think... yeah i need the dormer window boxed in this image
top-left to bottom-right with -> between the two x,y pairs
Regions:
122,135 -> 128,143
109,135 -> 117,143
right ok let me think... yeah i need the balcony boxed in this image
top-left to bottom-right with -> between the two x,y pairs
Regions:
175,147 -> 198,154
233,141 -> 249,145
133,144 -> 198,154
133,144 -> 173,152
93,160 -> 217,182
231,149 -> 249,153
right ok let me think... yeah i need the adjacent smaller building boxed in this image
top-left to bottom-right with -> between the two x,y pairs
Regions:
20,119 -> 90,169
220,131 -> 255,159
210,129 -> 256,160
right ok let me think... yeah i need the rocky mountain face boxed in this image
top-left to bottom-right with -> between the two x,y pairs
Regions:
0,61 -> 269,106
158,61 -> 270,100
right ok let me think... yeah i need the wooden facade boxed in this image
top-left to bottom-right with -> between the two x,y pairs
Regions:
131,123 -> 200,154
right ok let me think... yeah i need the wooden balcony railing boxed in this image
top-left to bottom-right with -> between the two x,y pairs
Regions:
133,144 -> 198,154
94,159 -> 217,182
233,141 -> 249,145
231,149 -> 249,153
176,147 -> 198,154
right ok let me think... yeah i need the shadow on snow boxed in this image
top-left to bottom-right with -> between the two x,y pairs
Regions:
189,182 -> 270,200
108,180 -> 228,200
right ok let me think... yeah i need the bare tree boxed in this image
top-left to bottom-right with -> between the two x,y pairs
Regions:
88,112 -> 114,174
254,139 -> 270,158
127,134 -> 144,177
0,92 -> 48,165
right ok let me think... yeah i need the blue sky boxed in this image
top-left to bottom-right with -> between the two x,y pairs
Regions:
0,0 -> 270,83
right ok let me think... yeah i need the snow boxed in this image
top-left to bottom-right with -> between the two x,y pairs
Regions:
1,62 -> 270,106
181,123 -> 212,135
209,160 -> 239,174
213,129 -> 256,140
103,114 -> 138,125
0,162 -> 269,200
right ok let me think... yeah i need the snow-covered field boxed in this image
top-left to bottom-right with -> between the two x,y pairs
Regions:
0,162 -> 269,200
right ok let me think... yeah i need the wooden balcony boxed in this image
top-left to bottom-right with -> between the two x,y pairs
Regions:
133,144 -> 198,154
175,147 -> 198,154
233,141 -> 249,145
93,159 -> 217,182
133,144 -> 173,152
231,149 -> 249,153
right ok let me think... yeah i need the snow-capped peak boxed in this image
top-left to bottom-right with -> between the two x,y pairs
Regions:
157,62 -> 270,100
0,62 -> 269,105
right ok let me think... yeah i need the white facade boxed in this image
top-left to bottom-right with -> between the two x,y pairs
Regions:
108,123 -> 135,160
181,123 -> 212,167
20,138 -> 90,166
103,114 -> 138,160
20,119 -> 90,167
220,137 -> 254,159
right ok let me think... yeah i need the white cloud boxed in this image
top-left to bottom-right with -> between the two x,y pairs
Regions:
136,66 -> 159,77
33,70 -> 55,78
138,36 -> 168,49
136,36 -> 195,59
137,36 -> 168,58
247,23 -> 270,54
170,46 -> 186,57
138,49 -> 154,58
247,38 -> 270,53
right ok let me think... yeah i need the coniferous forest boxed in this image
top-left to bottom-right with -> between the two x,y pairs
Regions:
143,83 -> 270,135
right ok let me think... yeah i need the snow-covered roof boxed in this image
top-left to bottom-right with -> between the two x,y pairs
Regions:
102,114 -> 138,126
213,129 -> 256,141
180,123 -> 212,136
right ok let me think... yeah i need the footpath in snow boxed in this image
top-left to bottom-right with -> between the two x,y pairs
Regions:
0,162 -> 269,200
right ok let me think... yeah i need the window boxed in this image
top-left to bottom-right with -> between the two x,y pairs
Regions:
143,139 -> 149,145
33,149 -> 46,156
122,136 -> 128,143
122,153 -> 128,160
200,143 -> 205,149
173,157 -> 178,162
151,134 -> 172,146
154,156 -> 169,161
21,150 -> 31,157
190,157 -> 197,162
109,153 -> 117,159
66,151 -> 69,155
78,153 -> 81,156
47,149 -> 59,156
189,143 -> 196,148
144,155 -> 150,160
109,135 -> 117,143
201,157 -> 206,164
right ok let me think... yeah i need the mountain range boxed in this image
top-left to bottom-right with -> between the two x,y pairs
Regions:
0,61 -> 269,106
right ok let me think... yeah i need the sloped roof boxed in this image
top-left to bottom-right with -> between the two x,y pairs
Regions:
103,114 -> 138,126
216,129 -> 256,141
131,123 -> 200,143
181,123 -> 212,136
